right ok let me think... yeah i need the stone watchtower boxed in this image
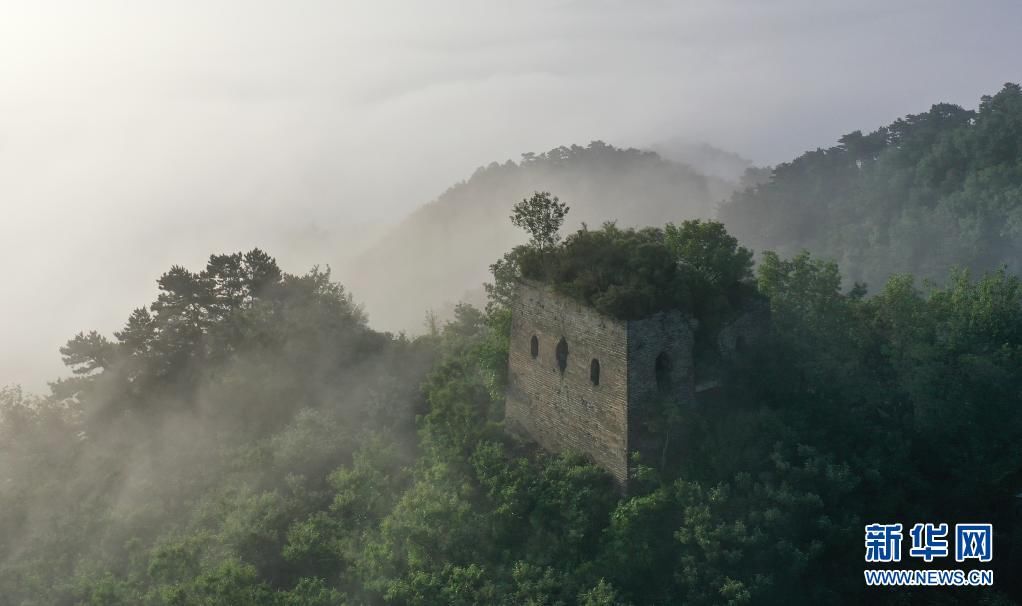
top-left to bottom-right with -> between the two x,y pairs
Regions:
504,280 -> 698,486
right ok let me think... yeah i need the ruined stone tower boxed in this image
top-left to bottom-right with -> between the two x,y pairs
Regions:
504,280 -> 698,486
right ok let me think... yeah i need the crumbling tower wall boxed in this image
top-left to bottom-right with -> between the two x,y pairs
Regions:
505,280 -> 631,484
505,280 -> 696,486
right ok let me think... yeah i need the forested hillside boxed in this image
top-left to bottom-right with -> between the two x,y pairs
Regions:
7,2 -> 1022,604
4,210 -> 1021,603
352,84 -> 1022,335
345,141 -> 738,332
5,86 -> 1022,606
720,83 -> 1022,289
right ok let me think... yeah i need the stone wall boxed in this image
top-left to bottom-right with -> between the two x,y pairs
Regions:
717,302 -> 769,358
506,280 -> 758,486
505,280 -> 631,485
626,312 -> 696,465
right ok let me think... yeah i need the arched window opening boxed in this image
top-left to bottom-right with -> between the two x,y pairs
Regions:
556,337 -> 568,373
655,352 -> 671,393
590,358 -> 601,386
530,335 -> 539,359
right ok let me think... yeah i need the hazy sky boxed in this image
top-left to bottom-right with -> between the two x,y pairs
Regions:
2,0 -> 1020,390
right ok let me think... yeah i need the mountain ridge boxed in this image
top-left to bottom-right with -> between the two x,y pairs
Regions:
343,140 -> 741,332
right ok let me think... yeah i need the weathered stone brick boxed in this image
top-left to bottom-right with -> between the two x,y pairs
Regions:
505,280 -> 696,488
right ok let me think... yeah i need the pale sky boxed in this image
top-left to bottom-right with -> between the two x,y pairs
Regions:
2,0 -> 1020,390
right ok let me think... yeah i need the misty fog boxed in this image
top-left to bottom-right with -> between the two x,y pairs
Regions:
3,0 -> 1020,390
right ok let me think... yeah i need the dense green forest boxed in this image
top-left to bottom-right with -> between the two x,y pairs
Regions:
5,84 -> 1022,604
721,83 -> 1022,289
4,203 -> 1022,603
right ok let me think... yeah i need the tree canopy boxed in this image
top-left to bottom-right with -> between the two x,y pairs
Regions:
720,83 -> 1022,290
3,237 -> 1022,604
510,191 -> 570,251
5,87 -> 1022,605
506,218 -> 757,324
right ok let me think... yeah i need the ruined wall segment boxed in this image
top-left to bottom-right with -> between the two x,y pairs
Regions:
506,276 -> 765,487
626,312 -> 697,464
505,280 -> 631,485
716,301 -> 769,358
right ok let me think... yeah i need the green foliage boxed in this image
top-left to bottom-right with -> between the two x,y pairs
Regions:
527,223 -> 688,319
721,83 -> 1022,290
664,220 -> 754,290
146,559 -> 275,605
280,577 -> 347,606
867,269 -> 1022,517
511,191 -> 570,251
485,251 -> 522,313
5,234 -> 1022,605
577,579 -> 629,606
508,219 -> 756,323
0,251 -> 434,605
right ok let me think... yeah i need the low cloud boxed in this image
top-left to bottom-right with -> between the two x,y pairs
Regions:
2,0 -> 1020,389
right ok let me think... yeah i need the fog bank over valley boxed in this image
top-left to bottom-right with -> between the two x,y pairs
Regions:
2,0 -> 1020,390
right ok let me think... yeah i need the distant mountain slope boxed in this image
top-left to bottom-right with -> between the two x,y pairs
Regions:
648,138 -> 754,182
346,141 -> 735,331
720,83 -> 1022,291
